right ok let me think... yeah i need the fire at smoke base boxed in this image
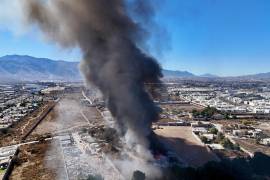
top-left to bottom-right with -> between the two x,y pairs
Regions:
22,0 -> 163,178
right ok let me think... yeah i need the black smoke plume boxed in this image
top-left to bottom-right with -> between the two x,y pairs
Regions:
23,0 -> 162,149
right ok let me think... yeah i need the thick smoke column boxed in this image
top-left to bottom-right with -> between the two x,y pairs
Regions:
23,0 -> 162,152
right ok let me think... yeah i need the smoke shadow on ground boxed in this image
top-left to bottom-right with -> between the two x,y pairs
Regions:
150,135 -> 270,180
155,135 -> 219,168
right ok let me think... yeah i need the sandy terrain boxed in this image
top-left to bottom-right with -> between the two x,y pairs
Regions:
155,126 -> 219,167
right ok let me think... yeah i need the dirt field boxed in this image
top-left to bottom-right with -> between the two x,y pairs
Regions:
256,121 -> 270,136
161,104 -> 204,112
0,102 -> 53,147
234,138 -> 270,156
9,93 -> 102,179
10,141 -> 63,180
154,126 -> 219,167
32,94 -> 101,136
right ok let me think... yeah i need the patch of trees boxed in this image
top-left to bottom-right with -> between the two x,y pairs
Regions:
209,127 -> 218,135
192,106 -> 219,119
200,136 -> 208,144
214,132 -> 240,150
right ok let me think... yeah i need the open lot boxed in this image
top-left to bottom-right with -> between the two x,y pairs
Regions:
10,141 -> 60,180
9,92 -> 108,179
234,138 -> 270,156
256,121 -> 270,136
32,93 -> 102,136
154,126 -> 219,167
0,102 -> 54,147
161,104 -> 204,112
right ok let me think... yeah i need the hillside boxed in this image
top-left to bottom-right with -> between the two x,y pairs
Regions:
0,55 -> 81,82
162,69 -> 195,78
0,55 -> 198,82
0,55 -> 269,82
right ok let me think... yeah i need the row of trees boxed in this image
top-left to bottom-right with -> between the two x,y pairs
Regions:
192,106 -> 239,120
192,106 -> 219,119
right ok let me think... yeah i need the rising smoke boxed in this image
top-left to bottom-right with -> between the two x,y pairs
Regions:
22,0 -> 163,177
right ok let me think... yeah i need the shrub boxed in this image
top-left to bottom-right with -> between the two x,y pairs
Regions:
200,136 -> 208,144
209,127 -> 218,135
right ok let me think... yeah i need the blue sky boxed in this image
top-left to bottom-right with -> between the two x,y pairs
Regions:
0,0 -> 270,76
0,30 -> 81,61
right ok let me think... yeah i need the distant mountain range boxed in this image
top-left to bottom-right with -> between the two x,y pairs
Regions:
0,55 -> 81,82
162,69 -> 195,78
236,72 -> 270,80
199,73 -> 219,78
0,55 -> 269,82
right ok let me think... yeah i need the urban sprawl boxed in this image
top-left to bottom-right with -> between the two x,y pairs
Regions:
0,79 -> 270,179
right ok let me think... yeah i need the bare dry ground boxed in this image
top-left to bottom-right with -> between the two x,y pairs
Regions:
8,94 -> 101,180
256,121 -> 270,136
154,126 -> 219,167
10,141 -> 62,180
9,93 -> 102,179
161,104 -> 204,112
32,93 -> 101,136
0,102 -> 53,147
213,149 -> 249,160
234,138 -> 270,156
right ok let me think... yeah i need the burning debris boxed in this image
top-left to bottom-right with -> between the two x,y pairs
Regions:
21,0 -> 163,178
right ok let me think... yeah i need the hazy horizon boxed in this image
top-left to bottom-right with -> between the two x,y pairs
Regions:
1,54 -> 269,78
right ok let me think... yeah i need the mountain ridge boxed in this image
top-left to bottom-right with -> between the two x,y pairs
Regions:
0,55 -> 81,82
0,55 -> 269,81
